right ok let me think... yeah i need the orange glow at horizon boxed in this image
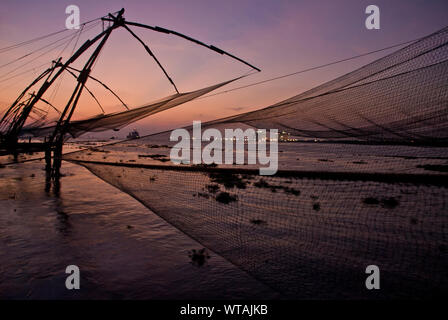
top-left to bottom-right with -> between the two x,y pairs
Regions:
1,0 -> 447,136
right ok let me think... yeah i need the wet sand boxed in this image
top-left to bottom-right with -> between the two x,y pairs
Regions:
0,160 -> 277,299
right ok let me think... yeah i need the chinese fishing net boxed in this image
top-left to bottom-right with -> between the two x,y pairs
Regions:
63,26 -> 448,299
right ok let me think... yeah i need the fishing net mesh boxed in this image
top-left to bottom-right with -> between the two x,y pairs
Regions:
62,26 -> 448,298
214,26 -> 448,143
21,78 -> 239,138
70,161 -> 447,298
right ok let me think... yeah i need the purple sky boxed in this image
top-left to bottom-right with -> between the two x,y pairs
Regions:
0,0 -> 447,135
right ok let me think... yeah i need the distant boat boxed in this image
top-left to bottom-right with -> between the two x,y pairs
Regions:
127,129 -> 140,139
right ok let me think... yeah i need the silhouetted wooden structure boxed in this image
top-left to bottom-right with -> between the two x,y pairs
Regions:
0,8 -> 260,176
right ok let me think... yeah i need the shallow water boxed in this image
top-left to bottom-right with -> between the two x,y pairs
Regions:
1,140 -> 447,299
80,160 -> 448,299
64,139 -> 448,299
0,160 -> 277,299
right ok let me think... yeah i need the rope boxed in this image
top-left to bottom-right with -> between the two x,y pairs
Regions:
0,13 -> 117,54
198,37 -> 421,100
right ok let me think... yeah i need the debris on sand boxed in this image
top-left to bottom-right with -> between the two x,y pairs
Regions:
188,248 -> 210,267
253,179 -> 300,196
313,203 -> 321,211
253,179 -> 270,189
193,163 -> 218,169
416,164 -> 448,173
250,219 -> 267,225
363,197 -> 380,205
89,148 -> 110,153
215,192 -> 238,204
208,172 -> 248,189
362,196 -> 399,209
353,160 -> 367,164
206,184 -> 220,193
138,154 -> 166,158
138,154 -> 170,162
381,197 -> 399,209
147,144 -> 169,149
126,225 -> 134,229
283,187 -> 300,196
195,192 -> 210,199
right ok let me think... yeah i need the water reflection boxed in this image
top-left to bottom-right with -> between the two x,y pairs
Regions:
45,170 -> 61,197
0,161 -> 275,299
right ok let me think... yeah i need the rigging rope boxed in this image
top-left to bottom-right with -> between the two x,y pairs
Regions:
0,21 -> 101,82
198,37 -> 422,100
48,24 -> 87,104
0,13 -> 119,54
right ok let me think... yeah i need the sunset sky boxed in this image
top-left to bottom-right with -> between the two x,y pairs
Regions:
0,0 -> 447,136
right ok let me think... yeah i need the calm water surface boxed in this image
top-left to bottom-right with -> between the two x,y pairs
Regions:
0,160 -> 276,299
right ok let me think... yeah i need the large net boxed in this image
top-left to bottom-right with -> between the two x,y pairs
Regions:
209,26 -> 448,144
63,25 -> 448,299
21,78 -> 240,138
